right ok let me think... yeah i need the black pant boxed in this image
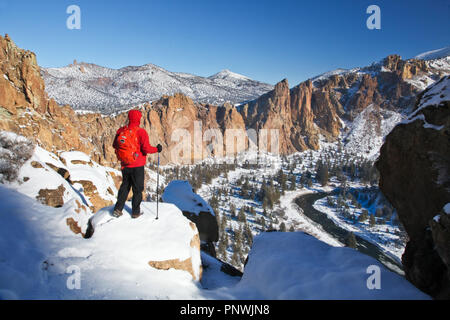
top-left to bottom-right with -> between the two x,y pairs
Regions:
114,166 -> 145,214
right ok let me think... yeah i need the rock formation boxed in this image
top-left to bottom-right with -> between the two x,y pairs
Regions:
377,75 -> 450,299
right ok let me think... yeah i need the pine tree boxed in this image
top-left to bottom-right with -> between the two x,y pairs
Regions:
217,236 -> 227,259
358,209 -> 369,222
244,223 -> 253,246
229,203 -> 236,218
230,247 -> 240,267
290,174 -> 296,190
369,214 -> 376,228
279,222 -> 287,232
346,232 -> 357,248
238,207 -> 247,223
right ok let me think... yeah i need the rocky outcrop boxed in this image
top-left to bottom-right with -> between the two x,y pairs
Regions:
376,76 -> 450,299
162,180 -> 219,246
36,185 -> 65,207
87,204 -> 203,281
149,221 -> 202,281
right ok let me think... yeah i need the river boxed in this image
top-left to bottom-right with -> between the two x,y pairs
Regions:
294,191 -> 404,274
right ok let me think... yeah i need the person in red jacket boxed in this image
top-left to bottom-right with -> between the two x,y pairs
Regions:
112,109 -> 162,218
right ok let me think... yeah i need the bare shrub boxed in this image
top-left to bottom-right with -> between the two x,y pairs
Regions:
0,131 -> 35,183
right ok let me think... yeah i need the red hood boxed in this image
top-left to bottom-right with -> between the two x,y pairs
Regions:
128,110 -> 142,128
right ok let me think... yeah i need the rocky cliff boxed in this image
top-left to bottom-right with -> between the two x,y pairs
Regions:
376,75 -> 450,299
1,34 -> 449,168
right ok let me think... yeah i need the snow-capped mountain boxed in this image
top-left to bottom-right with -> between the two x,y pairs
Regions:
41,62 -> 273,114
415,46 -> 450,61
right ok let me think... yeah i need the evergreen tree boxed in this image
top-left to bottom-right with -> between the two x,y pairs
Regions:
238,207 -> 247,223
358,209 -> 369,222
290,174 -> 296,190
316,161 -> 329,187
346,232 -> 357,248
229,203 -> 236,218
279,222 -> 287,232
369,214 -> 376,228
230,247 -> 240,267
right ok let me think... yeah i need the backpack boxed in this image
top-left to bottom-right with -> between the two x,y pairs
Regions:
114,126 -> 140,165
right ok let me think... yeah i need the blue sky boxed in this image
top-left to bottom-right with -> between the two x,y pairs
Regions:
0,0 -> 449,85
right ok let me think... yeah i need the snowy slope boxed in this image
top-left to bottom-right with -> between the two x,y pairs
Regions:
343,104 -> 404,159
415,46 -> 450,61
228,232 -> 429,299
41,63 -> 273,113
0,185 -> 204,299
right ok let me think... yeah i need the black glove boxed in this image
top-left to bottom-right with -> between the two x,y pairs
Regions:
156,144 -> 162,153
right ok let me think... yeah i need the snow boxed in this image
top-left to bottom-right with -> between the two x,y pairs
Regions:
400,113 -> 444,131
278,189 -> 342,247
162,180 -> 215,216
403,75 -> 450,126
415,75 -> 450,111
311,68 -> 356,85
343,104 -> 404,159
227,232 -> 429,299
59,151 -> 119,205
9,146 -> 85,204
415,46 -> 450,61
0,185 -> 204,299
208,69 -> 252,81
313,196 -> 405,263
444,203 -> 450,215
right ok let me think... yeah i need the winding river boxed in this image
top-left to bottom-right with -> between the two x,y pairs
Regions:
294,191 -> 404,274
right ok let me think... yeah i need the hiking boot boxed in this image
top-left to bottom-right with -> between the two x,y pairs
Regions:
112,209 -> 123,218
131,211 -> 143,219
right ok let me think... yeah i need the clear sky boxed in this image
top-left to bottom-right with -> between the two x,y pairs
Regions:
0,0 -> 449,85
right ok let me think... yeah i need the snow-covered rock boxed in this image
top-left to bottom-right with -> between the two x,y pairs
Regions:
162,180 -> 218,244
8,145 -> 120,214
87,203 -> 202,281
231,232 -> 430,299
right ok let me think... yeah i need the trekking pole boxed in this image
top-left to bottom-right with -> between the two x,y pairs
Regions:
156,152 -> 160,220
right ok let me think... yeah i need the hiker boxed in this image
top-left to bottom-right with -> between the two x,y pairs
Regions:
112,109 -> 162,218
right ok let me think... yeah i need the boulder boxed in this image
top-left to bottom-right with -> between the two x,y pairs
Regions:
376,75 -> 450,299
162,180 -> 219,244
36,185 -> 65,208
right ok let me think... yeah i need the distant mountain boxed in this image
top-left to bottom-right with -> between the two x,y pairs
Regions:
415,46 -> 450,61
41,62 -> 273,114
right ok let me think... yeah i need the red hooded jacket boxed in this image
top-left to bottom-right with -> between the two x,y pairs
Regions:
113,110 -> 158,168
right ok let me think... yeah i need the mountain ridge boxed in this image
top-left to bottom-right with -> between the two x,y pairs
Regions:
41,61 -> 273,113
